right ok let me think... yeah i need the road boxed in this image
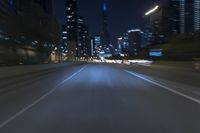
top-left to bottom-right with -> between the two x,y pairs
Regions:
0,62 -> 200,133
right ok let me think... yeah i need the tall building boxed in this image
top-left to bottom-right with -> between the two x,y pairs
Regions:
128,29 -> 143,56
116,37 -> 123,55
77,16 -> 84,56
0,0 -> 13,21
94,36 -> 101,48
61,25 -> 67,48
170,0 -> 200,33
66,0 -> 78,58
13,0 -> 52,16
180,0 -> 185,33
185,0 -> 194,33
34,0 -> 53,14
169,0 -> 181,34
94,35 -> 101,56
10,0 -> 60,46
100,2 -> 111,54
194,0 -> 200,31
1,0 -> 60,63
147,6 -> 171,44
121,33 -> 129,55
143,25 -> 154,47
90,38 -> 94,57
77,15 -> 90,57
0,0 -> 16,35
13,0 -> 29,13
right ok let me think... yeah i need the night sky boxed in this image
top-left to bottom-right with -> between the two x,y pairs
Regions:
54,0 -> 168,43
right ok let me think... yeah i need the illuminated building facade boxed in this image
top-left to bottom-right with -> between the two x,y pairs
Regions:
170,0 -> 181,34
66,0 -> 78,58
77,16 -> 90,57
170,0 -> 200,33
61,25 -> 67,48
194,0 -> 200,31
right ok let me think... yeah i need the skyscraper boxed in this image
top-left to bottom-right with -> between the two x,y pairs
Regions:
170,0 -> 200,33
0,0 -> 15,33
0,0 -> 12,20
146,5 -> 171,44
13,0 -> 52,15
77,15 -> 90,57
180,0 -> 185,33
169,0 -> 181,34
194,0 -> 200,31
61,25 -> 67,47
185,0 -> 194,33
100,2 -> 111,54
94,36 -> 101,48
94,35 -> 101,56
121,33 -> 129,55
34,0 -> 53,14
66,0 -> 78,58
128,29 -> 143,56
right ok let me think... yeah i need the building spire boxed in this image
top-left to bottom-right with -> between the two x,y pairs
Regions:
103,2 -> 107,12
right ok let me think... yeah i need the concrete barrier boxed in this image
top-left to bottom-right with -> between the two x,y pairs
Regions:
0,63 -> 72,79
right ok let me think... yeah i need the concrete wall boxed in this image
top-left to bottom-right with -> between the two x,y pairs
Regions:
0,43 -> 50,65
0,63 -> 72,79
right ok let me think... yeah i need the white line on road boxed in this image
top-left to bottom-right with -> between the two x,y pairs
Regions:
0,65 -> 87,129
124,70 -> 200,105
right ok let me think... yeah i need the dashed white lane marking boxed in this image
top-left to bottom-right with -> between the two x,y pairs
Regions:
124,70 -> 200,105
0,65 -> 87,129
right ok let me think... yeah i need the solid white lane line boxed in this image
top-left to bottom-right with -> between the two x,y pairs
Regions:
0,65 -> 87,129
124,70 -> 200,105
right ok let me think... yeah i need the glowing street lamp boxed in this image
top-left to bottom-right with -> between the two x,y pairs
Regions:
145,5 -> 159,16
118,37 -> 123,41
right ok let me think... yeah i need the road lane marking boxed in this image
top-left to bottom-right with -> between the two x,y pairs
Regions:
124,70 -> 200,105
0,65 -> 87,129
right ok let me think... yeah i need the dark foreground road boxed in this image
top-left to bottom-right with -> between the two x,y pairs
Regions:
0,63 -> 200,133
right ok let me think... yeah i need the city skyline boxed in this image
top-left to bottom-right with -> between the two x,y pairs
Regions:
54,0 -> 168,43
1,0 -> 199,60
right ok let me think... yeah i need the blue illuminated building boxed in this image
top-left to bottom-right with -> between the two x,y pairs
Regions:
100,2 -> 112,56
121,33 -> 129,55
194,0 -> 200,32
170,0 -> 200,33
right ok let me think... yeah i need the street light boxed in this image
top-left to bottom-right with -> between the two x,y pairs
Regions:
145,5 -> 159,16
118,37 -> 123,41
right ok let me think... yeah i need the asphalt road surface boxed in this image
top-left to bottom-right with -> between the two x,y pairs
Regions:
0,63 -> 200,133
